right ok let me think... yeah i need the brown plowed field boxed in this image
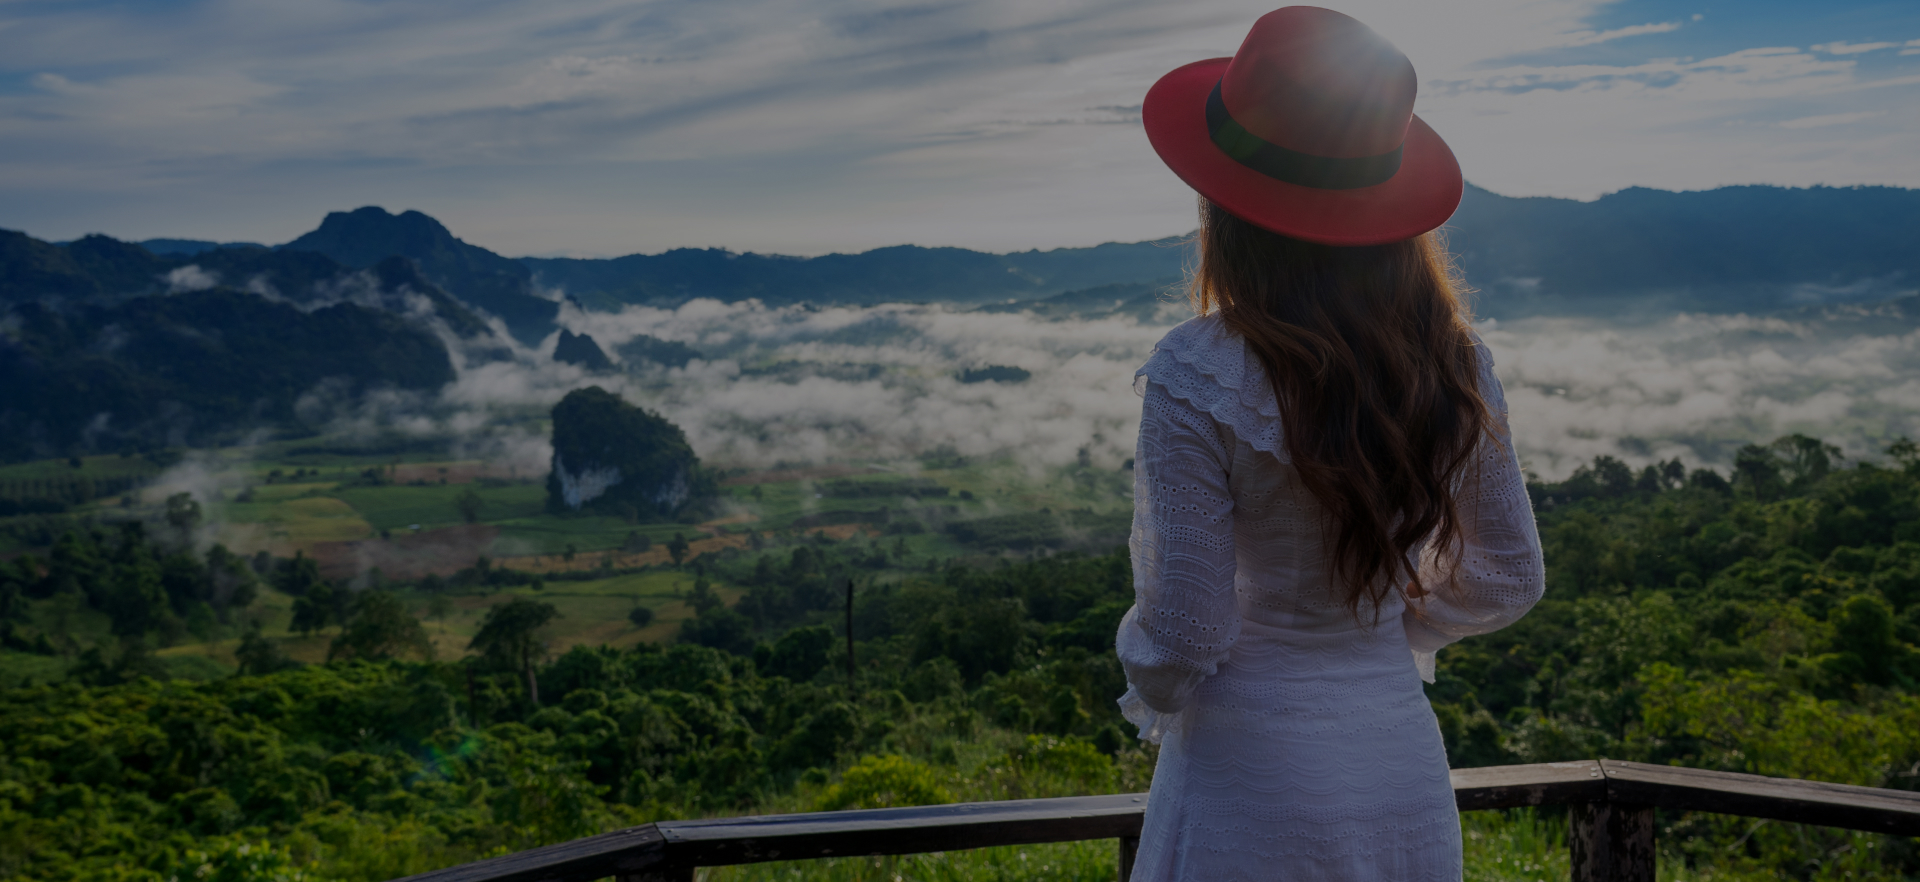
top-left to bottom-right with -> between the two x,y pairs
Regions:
311,524 -> 500,581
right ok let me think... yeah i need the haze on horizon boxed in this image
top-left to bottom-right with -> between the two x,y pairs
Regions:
2,0 -> 1917,258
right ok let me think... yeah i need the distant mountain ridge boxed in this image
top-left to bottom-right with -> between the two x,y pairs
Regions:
1446,183 -> 1920,316
521,237 -> 1190,311
522,183 -> 1920,319
7,182 -> 1916,331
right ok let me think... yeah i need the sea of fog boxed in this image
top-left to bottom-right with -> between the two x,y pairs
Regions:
302,296 -> 1920,483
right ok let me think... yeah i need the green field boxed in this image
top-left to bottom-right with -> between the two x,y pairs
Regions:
332,481 -> 548,532
0,439 -> 1133,683
3,436 -> 1135,564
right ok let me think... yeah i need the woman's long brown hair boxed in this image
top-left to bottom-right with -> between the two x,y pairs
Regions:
1189,198 -> 1492,618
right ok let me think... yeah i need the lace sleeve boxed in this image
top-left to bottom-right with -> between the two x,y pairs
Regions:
1403,336 -> 1545,682
1116,378 -> 1239,743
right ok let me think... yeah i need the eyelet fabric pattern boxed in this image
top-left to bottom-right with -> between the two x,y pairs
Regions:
1116,315 -> 1545,881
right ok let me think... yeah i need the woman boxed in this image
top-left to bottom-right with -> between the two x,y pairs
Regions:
1117,7 -> 1545,880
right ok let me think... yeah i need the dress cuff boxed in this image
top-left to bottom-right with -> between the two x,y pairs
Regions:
1412,649 -> 1437,684
1118,686 -> 1177,745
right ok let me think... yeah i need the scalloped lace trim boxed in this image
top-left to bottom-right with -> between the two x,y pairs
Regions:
1133,315 -> 1290,463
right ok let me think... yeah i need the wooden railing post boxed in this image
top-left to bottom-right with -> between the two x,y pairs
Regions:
1569,800 -> 1654,882
1117,834 -> 1139,880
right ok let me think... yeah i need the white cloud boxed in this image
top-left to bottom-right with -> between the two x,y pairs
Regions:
165,265 -> 219,292
298,296 -> 1920,484
1779,110 -> 1886,128
0,0 -> 1915,254
1813,41 -> 1899,54
1557,21 -> 1683,48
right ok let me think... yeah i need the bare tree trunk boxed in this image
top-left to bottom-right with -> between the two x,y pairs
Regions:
524,655 -> 540,705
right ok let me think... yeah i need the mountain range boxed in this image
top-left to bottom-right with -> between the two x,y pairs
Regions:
7,182 -> 1914,329
1,182 -> 1917,462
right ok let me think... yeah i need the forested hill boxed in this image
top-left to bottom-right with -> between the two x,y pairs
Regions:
0,227 -> 502,461
0,290 -> 456,462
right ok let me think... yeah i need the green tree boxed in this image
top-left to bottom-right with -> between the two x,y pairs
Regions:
627,606 -> 654,628
1824,594 -> 1915,688
1772,433 -> 1843,486
470,597 -> 560,704
687,577 -> 720,614
205,544 -> 258,614
329,590 -> 434,661
454,487 -> 484,524
427,594 -> 454,631
106,541 -> 174,639
288,581 -> 336,636
667,532 -> 689,566
234,624 -> 299,675
273,551 -> 324,596
1888,436 -> 1919,471
1732,443 -> 1785,501
164,491 -> 202,545
43,530 -> 108,601
159,550 -> 209,614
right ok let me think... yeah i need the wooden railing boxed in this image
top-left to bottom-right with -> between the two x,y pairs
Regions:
395,759 -> 1920,882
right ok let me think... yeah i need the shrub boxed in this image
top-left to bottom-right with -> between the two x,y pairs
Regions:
813,755 -> 952,811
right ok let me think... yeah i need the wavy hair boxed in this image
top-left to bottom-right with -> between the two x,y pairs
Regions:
1188,198 -> 1492,617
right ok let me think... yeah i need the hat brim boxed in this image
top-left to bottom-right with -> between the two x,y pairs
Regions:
1144,58 -> 1463,246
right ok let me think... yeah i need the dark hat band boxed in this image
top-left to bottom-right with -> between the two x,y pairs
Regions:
1205,81 -> 1403,190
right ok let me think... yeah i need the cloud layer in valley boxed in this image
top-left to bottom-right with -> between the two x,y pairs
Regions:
304,296 -> 1920,483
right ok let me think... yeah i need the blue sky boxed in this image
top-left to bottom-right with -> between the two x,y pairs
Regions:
0,0 -> 1915,256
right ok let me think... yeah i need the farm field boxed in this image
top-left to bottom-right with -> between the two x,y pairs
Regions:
0,437 -> 1134,684
5,438 -> 1135,562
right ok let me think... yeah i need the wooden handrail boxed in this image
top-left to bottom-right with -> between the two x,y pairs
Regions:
391,759 -> 1920,882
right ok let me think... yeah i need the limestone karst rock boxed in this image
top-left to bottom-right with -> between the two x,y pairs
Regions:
544,386 -> 712,518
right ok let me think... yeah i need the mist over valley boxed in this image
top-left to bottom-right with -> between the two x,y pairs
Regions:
5,182 -> 1919,488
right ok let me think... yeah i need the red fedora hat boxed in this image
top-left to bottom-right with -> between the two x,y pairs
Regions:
1143,6 -> 1462,246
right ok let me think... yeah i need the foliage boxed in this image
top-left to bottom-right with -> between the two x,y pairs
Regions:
1434,434 -> 1920,878
8,431 -> 1920,880
812,755 -> 952,811
454,487 -> 484,525
0,289 -> 454,463
4,524 -> 261,652
329,591 -> 433,662
469,598 -> 559,702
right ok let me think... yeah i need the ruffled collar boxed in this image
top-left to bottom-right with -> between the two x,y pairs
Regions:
1135,314 -> 1290,462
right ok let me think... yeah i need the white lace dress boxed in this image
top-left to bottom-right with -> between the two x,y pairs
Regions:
1116,315 -> 1544,881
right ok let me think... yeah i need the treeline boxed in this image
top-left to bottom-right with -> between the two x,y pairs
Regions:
0,521 -> 260,660
0,473 -> 153,515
